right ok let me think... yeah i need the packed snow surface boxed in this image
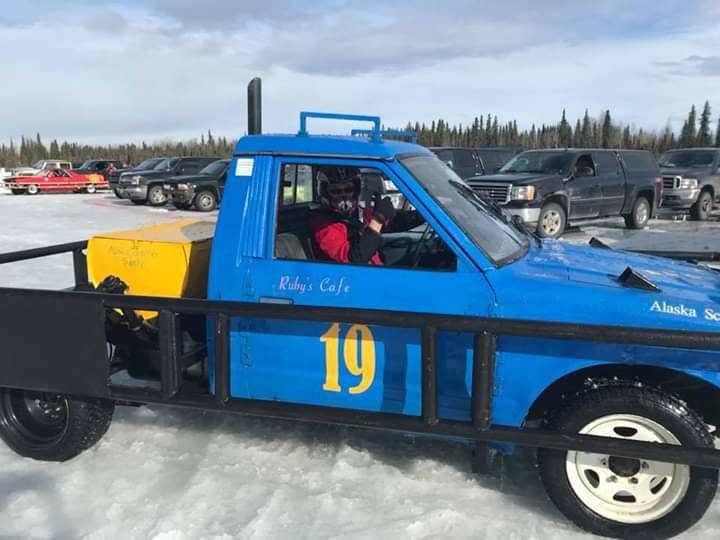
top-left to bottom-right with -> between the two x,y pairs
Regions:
0,193 -> 718,539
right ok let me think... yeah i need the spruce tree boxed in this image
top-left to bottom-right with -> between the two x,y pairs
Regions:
580,109 -> 592,147
716,119 -> 720,147
698,101 -> 712,146
558,109 -> 572,147
601,110 -> 612,148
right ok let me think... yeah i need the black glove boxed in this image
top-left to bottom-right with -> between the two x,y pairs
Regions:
373,197 -> 396,224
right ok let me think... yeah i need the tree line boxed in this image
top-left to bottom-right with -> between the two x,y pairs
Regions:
1,103 -> 719,168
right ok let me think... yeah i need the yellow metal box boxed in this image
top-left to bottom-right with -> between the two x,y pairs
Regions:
87,220 -> 215,303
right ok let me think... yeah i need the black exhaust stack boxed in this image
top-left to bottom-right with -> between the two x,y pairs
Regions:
248,77 -> 262,135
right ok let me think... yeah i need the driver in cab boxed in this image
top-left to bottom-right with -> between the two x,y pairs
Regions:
309,166 -> 423,265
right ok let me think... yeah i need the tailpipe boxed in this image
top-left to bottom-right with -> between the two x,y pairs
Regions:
248,77 -> 262,135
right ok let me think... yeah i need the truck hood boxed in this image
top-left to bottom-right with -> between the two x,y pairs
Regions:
494,240 -> 720,331
660,167 -> 712,178
471,172 -> 562,185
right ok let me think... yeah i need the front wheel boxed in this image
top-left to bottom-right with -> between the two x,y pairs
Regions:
624,196 -> 650,229
26,184 -> 39,195
690,190 -> 713,221
0,388 -> 114,462
147,185 -> 167,206
193,190 -> 217,212
537,202 -> 566,239
539,386 -> 717,539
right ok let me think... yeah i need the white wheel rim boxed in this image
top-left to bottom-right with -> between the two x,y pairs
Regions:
566,414 -> 690,524
636,202 -> 649,224
87,184 -> 96,193
542,210 -> 561,235
28,185 -> 38,194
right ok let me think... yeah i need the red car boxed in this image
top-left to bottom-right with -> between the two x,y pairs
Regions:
4,169 -> 107,195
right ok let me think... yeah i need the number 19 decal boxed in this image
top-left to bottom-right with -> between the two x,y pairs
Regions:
320,323 -> 376,394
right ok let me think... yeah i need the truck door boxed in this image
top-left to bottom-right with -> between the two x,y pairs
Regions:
593,151 -> 625,216
235,159 -> 495,419
567,153 -> 601,218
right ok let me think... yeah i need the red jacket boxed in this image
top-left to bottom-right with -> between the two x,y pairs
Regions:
310,212 -> 383,265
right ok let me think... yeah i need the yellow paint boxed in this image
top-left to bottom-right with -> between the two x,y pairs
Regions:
87,220 -> 215,319
320,323 -> 342,392
320,323 -> 376,395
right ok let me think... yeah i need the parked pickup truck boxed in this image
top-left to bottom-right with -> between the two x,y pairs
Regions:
163,159 -> 230,211
659,147 -> 720,220
1,82 -> 720,540
116,156 -> 216,206
430,146 -> 520,179
108,158 -> 166,197
466,148 -> 662,238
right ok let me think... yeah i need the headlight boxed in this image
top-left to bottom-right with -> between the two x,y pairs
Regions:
511,185 -> 536,201
678,178 -> 698,189
176,183 -> 190,192
130,175 -> 143,185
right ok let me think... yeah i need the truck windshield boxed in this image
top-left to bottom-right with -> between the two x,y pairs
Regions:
659,150 -> 716,168
200,161 -> 227,176
31,161 -> 45,169
500,151 -> 572,175
400,154 -> 529,266
78,160 -> 93,169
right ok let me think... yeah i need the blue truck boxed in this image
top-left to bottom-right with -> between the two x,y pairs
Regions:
1,80 -> 720,539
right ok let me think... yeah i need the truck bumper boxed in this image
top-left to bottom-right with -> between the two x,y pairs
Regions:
662,188 -> 700,209
119,185 -> 149,201
170,191 -> 196,205
503,206 -> 541,225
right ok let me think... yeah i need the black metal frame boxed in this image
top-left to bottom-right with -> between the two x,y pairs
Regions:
3,241 -> 720,469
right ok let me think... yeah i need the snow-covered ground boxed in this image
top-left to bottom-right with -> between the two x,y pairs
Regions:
0,192 -> 719,540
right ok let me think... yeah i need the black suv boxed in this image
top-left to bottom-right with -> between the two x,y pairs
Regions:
659,148 -> 720,220
117,157 -> 217,206
163,159 -> 230,212
109,157 -> 166,197
466,148 -> 662,238
430,146 -> 520,179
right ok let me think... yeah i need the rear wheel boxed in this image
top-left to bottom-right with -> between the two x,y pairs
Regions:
690,190 -> 713,221
194,190 -> 217,212
86,183 -> 97,194
624,196 -> 650,229
147,185 -> 167,206
26,184 -> 39,195
0,388 -> 114,462
537,202 -> 566,239
539,386 -> 717,539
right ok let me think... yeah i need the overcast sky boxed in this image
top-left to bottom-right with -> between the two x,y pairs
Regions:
2,0 -> 720,145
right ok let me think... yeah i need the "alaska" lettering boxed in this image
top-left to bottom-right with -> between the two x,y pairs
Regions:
650,301 -> 697,318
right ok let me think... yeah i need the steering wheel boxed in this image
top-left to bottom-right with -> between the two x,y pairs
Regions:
409,224 -> 437,268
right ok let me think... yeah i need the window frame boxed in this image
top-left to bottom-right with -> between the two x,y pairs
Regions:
267,156 -> 471,274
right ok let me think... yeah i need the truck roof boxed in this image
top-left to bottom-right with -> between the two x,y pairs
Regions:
235,134 -> 431,161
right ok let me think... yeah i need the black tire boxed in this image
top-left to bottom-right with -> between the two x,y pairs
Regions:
194,190 -> 217,212
538,385 -> 717,539
11,189 -> 23,195
537,202 -> 566,239
690,190 -> 713,221
0,388 -> 114,462
174,201 -> 192,211
147,185 -> 168,206
112,188 -> 122,198
131,199 -> 146,205
624,196 -> 650,229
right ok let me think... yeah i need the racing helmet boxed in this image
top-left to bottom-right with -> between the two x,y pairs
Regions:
317,166 -> 362,217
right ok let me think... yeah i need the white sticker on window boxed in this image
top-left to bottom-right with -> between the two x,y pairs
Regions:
235,158 -> 254,177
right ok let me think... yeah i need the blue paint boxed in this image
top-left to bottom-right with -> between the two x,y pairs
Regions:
206,114 -> 720,452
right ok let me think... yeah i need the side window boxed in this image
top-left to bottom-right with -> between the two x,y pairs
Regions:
593,152 -> 620,176
178,161 -> 201,175
282,164 -> 314,206
574,154 -> 596,176
274,163 -> 457,271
